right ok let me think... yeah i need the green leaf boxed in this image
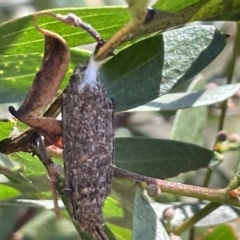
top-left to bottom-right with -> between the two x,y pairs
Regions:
155,0 -> 240,22
160,25 -> 227,95
101,25 -> 226,112
200,224 -> 238,240
0,206 -> 22,239
0,153 -> 21,172
105,178 -> 136,239
115,137 -> 214,178
0,49 -> 90,104
0,150 -> 133,240
1,14 -> 227,112
171,76 -> 207,145
2,152 -> 53,197
133,188 -> 170,240
0,2 -> 238,56
0,179 -> 135,239
10,152 -> 46,176
106,223 -> 132,240
0,184 -> 21,200
0,120 -> 15,140
0,8 -> 129,55
100,35 -> 164,112
18,209 -> 58,239
132,0 -> 240,39
4,175 -> 50,198
129,83 -> 240,111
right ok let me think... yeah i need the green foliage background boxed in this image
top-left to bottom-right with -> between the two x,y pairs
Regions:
0,0 -> 240,240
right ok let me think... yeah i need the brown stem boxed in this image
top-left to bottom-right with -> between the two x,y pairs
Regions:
0,93 -> 62,155
33,135 -> 61,218
113,167 -> 240,207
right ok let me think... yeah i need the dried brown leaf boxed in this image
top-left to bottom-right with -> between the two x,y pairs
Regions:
9,12 -> 71,147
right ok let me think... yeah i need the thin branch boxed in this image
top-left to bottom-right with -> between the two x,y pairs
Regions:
217,22 -> 240,134
33,135 -> 61,218
35,12 -> 104,45
203,22 -> 240,188
114,168 -> 240,208
0,93 -> 62,155
173,202 -> 221,235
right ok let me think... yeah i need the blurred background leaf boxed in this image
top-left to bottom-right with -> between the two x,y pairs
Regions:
129,83 -> 240,111
133,188 -> 170,240
0,153 -> 21,172
171,75 -> 207,145
0,120 -> 15,140
115,137 -> 215,178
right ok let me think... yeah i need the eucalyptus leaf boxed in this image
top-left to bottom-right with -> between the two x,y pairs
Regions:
160,25 -> 227,95
4,175 -> 50,197
3,152 -> 52,196
0,153 -> 21,172
132,0 -> 240,39
106,223 -> 132,240
100,35 -> 164,112
0,1 -> 239,55
129,83 -> 240,111
0,120 -> 15,140
105,178 -> 135,239
10,152 -> 46,176
1,179 -> 135,239
0,49 -> 90,103
1,177 -> 135,239
0,15 -> 228,112
0,8 -> 129,55
1,157 -> 135,238
101,25 -> 226,112
0,206 -> 22,239
115,137 -> 214,178
155,0 -> 240,22
0,184 -> 21,200
171,76 -> 207,145
133,188 -> 170,240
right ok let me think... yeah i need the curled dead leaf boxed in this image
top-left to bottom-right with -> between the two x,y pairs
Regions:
9,12 -> 70,147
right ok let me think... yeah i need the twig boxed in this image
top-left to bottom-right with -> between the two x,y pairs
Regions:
0,93 -> 62,155
173,202 -> 221,235
36,12 -> 104,45
94,8 -> 148,60
203,22 -> 240,188
32,135 -> 61,218
216,22 -> 240,136
114,168 -> 240,207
